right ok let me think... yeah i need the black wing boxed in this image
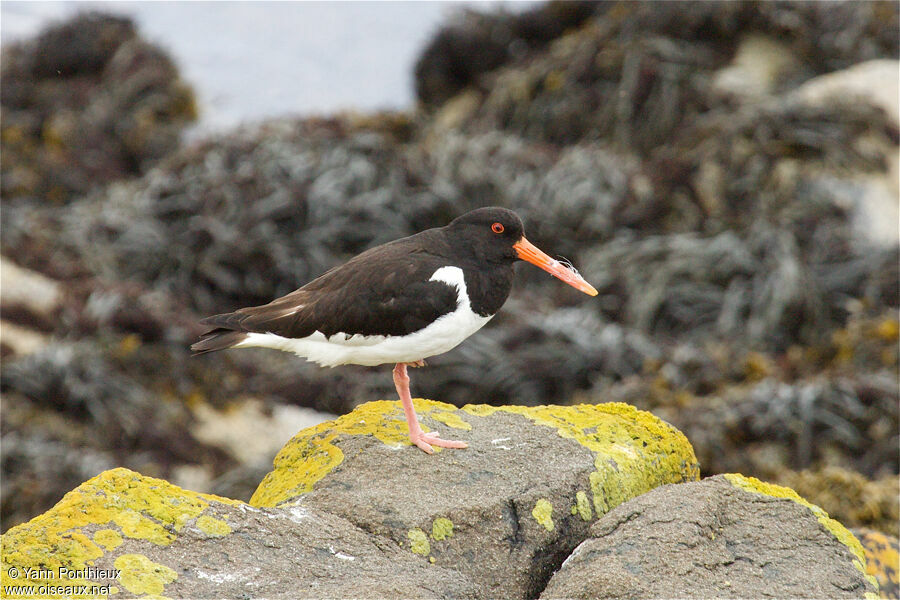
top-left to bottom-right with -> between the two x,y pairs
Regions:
192,234 -> 460,352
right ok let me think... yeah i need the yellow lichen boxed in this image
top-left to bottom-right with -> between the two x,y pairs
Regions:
532,499 -> 555,531
724,473 -> 878,588
855,528 -> 899,600
463,403 -> 699,517
431,518 -> 454,541
250,431 -> 344,508
252,399 -> 469,507
112,510 -> 174,546
574,491 -> 593,521
195,515 -> 232,537
251,400 -> 699,515
114,554 -> 177,597
407,528 -> 431,556
459,404 -> 498,417
0,468 -> 242,598
93,529 -> 123,551
429,410 -> 472,431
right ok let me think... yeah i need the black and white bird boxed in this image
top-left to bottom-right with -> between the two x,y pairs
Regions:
192,207 -> 597,453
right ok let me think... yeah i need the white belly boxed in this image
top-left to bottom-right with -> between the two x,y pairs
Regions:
234,266 -> 493,367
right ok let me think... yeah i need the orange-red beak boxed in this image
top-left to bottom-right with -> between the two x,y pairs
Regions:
513,237 -> 598,296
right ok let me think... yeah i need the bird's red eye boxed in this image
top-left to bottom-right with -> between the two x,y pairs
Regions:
491,222 -> 505,234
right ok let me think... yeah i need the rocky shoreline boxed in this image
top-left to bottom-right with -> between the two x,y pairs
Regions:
0,402 -> 880,598
1,2 -> 898,597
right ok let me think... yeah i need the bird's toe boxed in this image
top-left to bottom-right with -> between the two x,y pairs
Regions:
409,430 -> 467,453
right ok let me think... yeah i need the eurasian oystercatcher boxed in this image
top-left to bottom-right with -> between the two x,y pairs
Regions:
192,207 -> 597,453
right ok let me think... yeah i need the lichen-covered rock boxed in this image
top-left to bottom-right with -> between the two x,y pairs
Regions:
0,468 -> 241,598
0,468 -> 480,599
3,435 -> 884,599
251,400 -> 699,599
541,474 -> 879,599
0,339 -> 237,531
854,528 -> 900,600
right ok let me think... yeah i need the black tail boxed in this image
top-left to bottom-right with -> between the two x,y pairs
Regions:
191,329 -> 248,355
192,312 -> 249,354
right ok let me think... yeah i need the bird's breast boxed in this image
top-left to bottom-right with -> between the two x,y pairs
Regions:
448,262 -> 515,318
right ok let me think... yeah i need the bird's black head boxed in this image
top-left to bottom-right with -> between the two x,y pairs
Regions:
445,207 -> 525,264
444,206 -> 599,297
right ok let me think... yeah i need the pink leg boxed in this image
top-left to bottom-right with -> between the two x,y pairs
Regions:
392,363 -> 467,454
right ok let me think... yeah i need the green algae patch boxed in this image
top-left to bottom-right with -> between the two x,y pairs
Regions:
251,399 -> 467,507
0,468 -> 242,598
532,499 -> 555,531
724,473 -> 877,588
195,515 -> 232,537
432,518 -> 454,541
407,528 -> 431,556
463,403 -> 700,517
114,553 -> 177,597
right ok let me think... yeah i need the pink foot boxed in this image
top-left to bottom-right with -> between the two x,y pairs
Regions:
394,362 -> 469,454
409,429 -> 468,454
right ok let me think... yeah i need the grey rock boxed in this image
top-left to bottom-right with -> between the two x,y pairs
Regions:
540,475 -> 877,599
129,502 -> 480,599
282,415 -> 589,599
251,402 -> 700,600
0,468 -> 480,599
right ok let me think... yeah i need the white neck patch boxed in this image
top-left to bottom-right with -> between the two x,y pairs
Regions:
429,265 -> 470,308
